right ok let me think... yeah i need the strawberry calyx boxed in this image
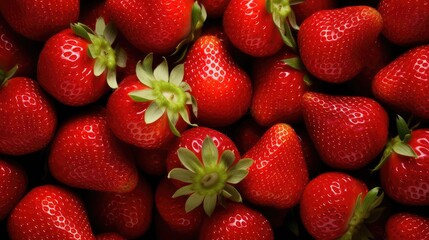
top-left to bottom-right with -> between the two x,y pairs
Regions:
71,17 -> 126,89
282,56 -> 312,86
128,53 -> 198,137
167,137 -> 254,216
266,0 -> 302,51
372,115 -> 418,171
0,65 -> 18,87
338,187 -> 384,240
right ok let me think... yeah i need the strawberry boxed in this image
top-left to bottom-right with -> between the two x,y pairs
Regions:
49,107 -> 139,193
37,18 -> 126,106
386,212 -> 429,240
250,49 -> 308,126
292,0 -> 337,24
199,0 -> 230,18
154,213 -> 195,240
136,145 -> 169,177
166,126 -> 253,216
183,35 -> 252,127
223,0 -> 300,57
238,123 -> 308,209
155,178 -> 204,238
0,158 -> 27,220
198,202 -> 274,240
378,0 -> 429,46
106,0 -> 206,55
302,92 -> 389,170
298,6 -> 383,83
0,67 -> 57,156
0,0 -> 79,41
373,116 -> 429,206
107,53 -> 197,149
230,116 -> 266,154
7,185 -> 95,240
85,177 -> 153,239
300,172 -> 384,240
372,45 -> 429,121
95,233 -> 127,240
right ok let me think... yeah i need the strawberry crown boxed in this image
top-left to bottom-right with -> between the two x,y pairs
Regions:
71,17 -> 127,89
168,136 -> 254,216
128,53 -> 198,136
0,65 -> 18,87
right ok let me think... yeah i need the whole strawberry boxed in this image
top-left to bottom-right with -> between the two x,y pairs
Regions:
0,0 -> 79,41
386,212 -> 429,240
300,172 -> 384,240
238,123 -> 308,209
298,6 -> 383,83
0,158 -> 27,220
183,35 -> 252,127
302,92 -> 389,170
0,67 -> 57,156
372,45 -> 429,121
49,107 -> 138,193
37,18 -> 126,106
8,185 -> 95,240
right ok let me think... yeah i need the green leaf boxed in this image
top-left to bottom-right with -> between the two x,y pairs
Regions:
93,58 -> 106,76
180,82 -> 191,92
106,69 -> 118,89
116,47 -> 127,68
191,96 -> 198,117
128,89 -> 156,102
179,108 -> 196,127
144,101 -> 166,124
396,115 -> 411,141
185,193 -> 204,213
229,158 -> 253,172
177,147 -> 203,173
392,142 -> 418,158
136,61 -> 154,87
95,17 -> 106,36
70,23 -> 92,42
223,184 -> 242,202
168,168 -> 195,183
103,23 -> 118,45
170,64 -> 184,86
172,185 -> 195,198
219,150 -> 235,169
227,169 -> 249,184
282,57 -> 303,70
371,143 -> 393,172
202,137 -> 218,167
153,58 -> 169,82
287,9 -> 300,30
87,44 -> 97,58
1,65 -> 18,86
203,194 -> 218,216
167,110 -> 181,137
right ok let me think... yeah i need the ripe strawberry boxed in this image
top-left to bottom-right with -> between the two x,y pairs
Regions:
136,145 -> 169,177
49,107 -> 138,193
386,212 -> 429,240
302,92 -> 389,170
223,0 -> 300,56
298,6 -> 383,83
107,54 -> 197,149
166,126 -> 253,216
292,0 -> 337,24
154,213 -> 195,240
250,49 -> 308,126
8,185 -> 95,240
183,35 -> 252,127
85,177 -> 153,239
373,116 -> 429,206
198,202 -> 274,240
238,123 -> 308,209
37,18 -> 126,106
0,67 -> 57,156
300,172 -> 384,240
95,233 -> 126,240
372,45 -> 429,121
106,0 -> 206,55
0,158 -> 27,220
378,0 -> 429,46
230,116 -> 266,154
199,0 -> 230,18
0,0 -> 79,41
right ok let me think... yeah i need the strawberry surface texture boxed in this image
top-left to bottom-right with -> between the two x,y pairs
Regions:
1,0 -> 429,239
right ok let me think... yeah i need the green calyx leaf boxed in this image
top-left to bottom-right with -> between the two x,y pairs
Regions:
71,17 -> 127,89
266,0 -> 299,51
282,56 -> 304,70
338,187 -> 384,240
167,137 -> 254,216
396,115 -> 411,141
0,65 -> 18,87
129,53 -> 198,136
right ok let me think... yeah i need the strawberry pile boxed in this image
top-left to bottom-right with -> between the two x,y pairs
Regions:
1,0 -> 429,239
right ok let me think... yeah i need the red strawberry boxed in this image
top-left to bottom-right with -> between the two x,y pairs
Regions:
198,202 -> 274,240
0,0 -> 79,41
107,54 -> 197,149
378,0 -> 429,46
49,107 -> 138,193
298,6 -> 383,83
230,116 -> 266,154
292,0 -> 337,24
199,0 -> 230,18
166,126 -> 253,216
386,212 -> 429,240
37,18 -> 126,106
250,49 -> 308,126
300,172 -> 384,240
85,177 -> 153,239
238,123 -> 308,209
155,213 -> 195,240
0,67 -> 57,156
155,178 -> 204,238
372,45 -> 429,121
0,158 -> 27,220
8,185 -> 95,240
95,233 -> 126,240
374,116 -> 429,206
223,0 -> 300,56
183,35 -> 252,127
136,145 -> 169,177
106,0 -> 206,55
302,92 -> 389,170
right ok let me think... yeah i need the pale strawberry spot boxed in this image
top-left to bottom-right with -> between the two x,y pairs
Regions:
405,182 -> 429,201
60,39 -> 82,62
177,218 -> 191,226
228,213 -> 249,228
0,33 -> 13,50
